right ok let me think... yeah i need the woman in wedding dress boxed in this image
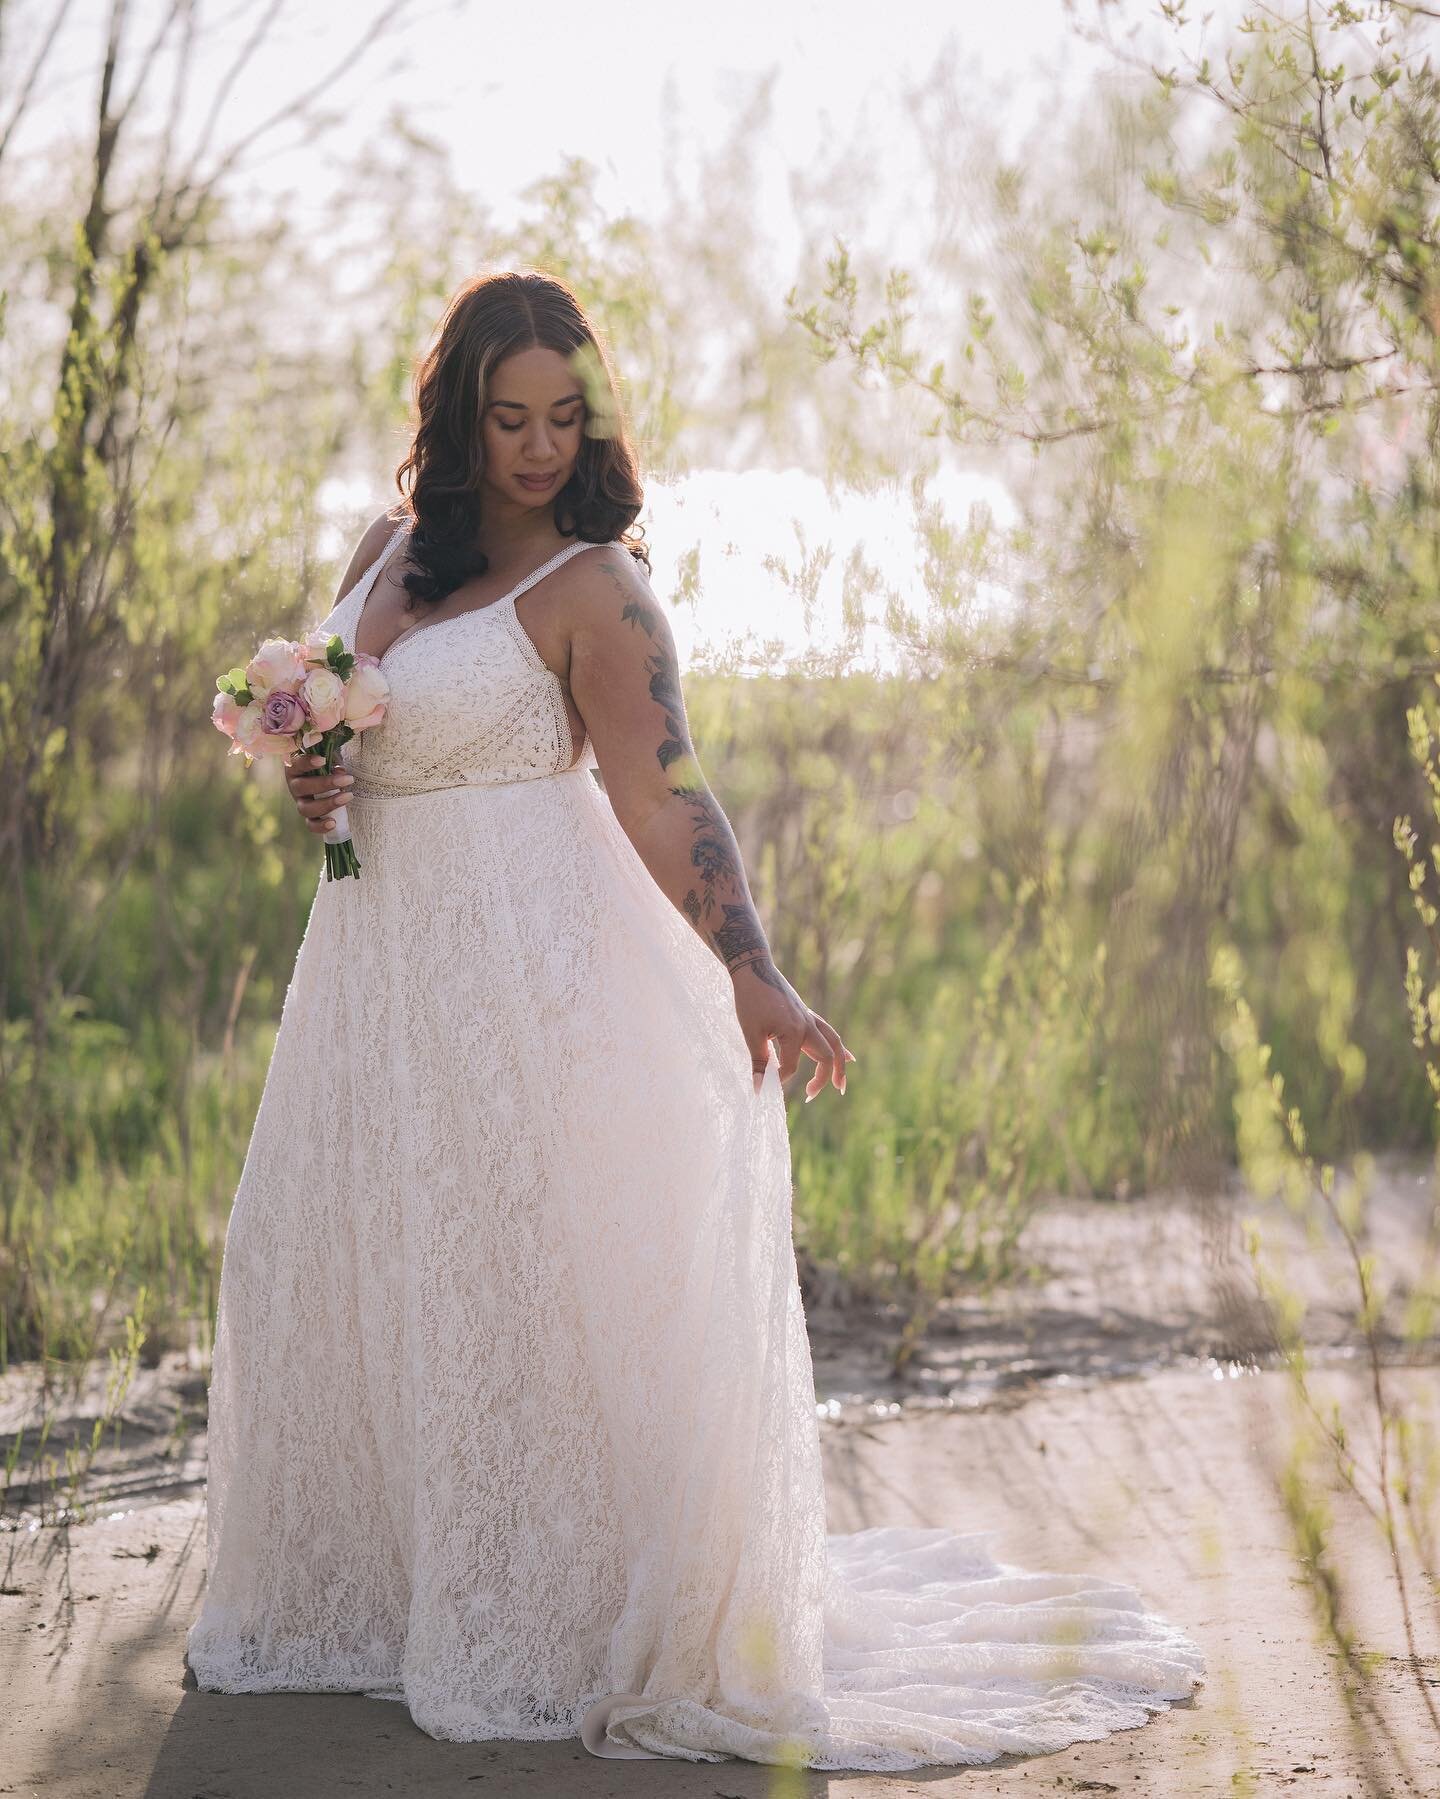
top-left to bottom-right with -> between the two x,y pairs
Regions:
186,269 -> 1206,1769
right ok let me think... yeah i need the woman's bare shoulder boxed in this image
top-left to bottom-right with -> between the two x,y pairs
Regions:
563,539 -> 653,606
331,508 -> 408,610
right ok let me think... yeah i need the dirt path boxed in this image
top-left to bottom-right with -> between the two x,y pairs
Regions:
3,1158 -> 1437,1796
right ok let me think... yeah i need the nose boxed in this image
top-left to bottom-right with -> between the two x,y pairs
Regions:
522,419 -> 559,462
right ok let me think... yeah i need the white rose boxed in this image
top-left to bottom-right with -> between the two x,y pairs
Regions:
233,702 -> 267,752
301,666 -> 347,732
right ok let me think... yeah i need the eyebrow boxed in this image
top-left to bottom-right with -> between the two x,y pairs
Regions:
489,392 -> 584,410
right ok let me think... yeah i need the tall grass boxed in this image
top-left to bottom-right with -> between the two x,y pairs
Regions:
3,654 -> 1433,1379
1209,671 -> 1440,1775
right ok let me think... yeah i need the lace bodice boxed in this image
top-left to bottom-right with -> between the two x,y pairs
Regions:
316,523 -> 607,799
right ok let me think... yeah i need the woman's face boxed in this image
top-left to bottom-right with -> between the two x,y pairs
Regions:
480,344 -> 587,511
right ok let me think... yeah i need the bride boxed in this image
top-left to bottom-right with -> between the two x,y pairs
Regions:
185,267 -> 1205,1768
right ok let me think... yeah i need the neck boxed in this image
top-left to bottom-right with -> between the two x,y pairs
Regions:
469,494 -> 565,567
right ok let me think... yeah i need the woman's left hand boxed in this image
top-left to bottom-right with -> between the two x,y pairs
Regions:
730,955 -> 854,1100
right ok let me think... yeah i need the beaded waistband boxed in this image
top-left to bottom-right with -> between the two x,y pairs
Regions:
346,766 -> 588,800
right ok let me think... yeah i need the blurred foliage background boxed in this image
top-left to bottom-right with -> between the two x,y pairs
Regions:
4,0 -> 1440,1375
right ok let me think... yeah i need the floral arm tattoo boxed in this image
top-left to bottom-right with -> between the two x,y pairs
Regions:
611,564 -> 785,993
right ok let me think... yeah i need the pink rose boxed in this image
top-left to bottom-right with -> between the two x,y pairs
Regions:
245,637 -> 306,698
212,691 -> 242,737
343,662 -> 390,730
300,628 -> 338,665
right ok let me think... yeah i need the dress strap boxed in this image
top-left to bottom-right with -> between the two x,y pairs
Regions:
377,520 -> 409,571
348,521 -> 410,646
504,538 -> 608,607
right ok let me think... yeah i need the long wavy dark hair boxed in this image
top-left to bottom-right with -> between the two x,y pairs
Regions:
392,270 -> 649,608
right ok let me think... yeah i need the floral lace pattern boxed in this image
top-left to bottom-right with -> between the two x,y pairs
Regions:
186,524 -> 1206,1768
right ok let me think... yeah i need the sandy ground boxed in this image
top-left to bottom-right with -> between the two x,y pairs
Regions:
3,1154 -> 1438,1798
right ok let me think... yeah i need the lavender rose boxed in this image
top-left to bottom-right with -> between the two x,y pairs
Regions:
261,688 -> 308,736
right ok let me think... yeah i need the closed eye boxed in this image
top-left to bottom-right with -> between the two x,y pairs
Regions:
499,414 -> 581,433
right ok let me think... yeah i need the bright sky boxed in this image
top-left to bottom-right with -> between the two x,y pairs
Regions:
25,0 -> 1236,671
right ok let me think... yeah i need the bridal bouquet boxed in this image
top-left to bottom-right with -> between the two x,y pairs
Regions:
211,631 -> 390,882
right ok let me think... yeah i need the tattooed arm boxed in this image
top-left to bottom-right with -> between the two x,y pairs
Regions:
565,550 -> 777,978
563,548 -> 852,1099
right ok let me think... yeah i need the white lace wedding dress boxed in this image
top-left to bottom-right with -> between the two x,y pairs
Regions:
186,520 -> 1206,1768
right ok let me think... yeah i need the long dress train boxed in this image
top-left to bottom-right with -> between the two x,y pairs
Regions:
186,520 -> 1206,1769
